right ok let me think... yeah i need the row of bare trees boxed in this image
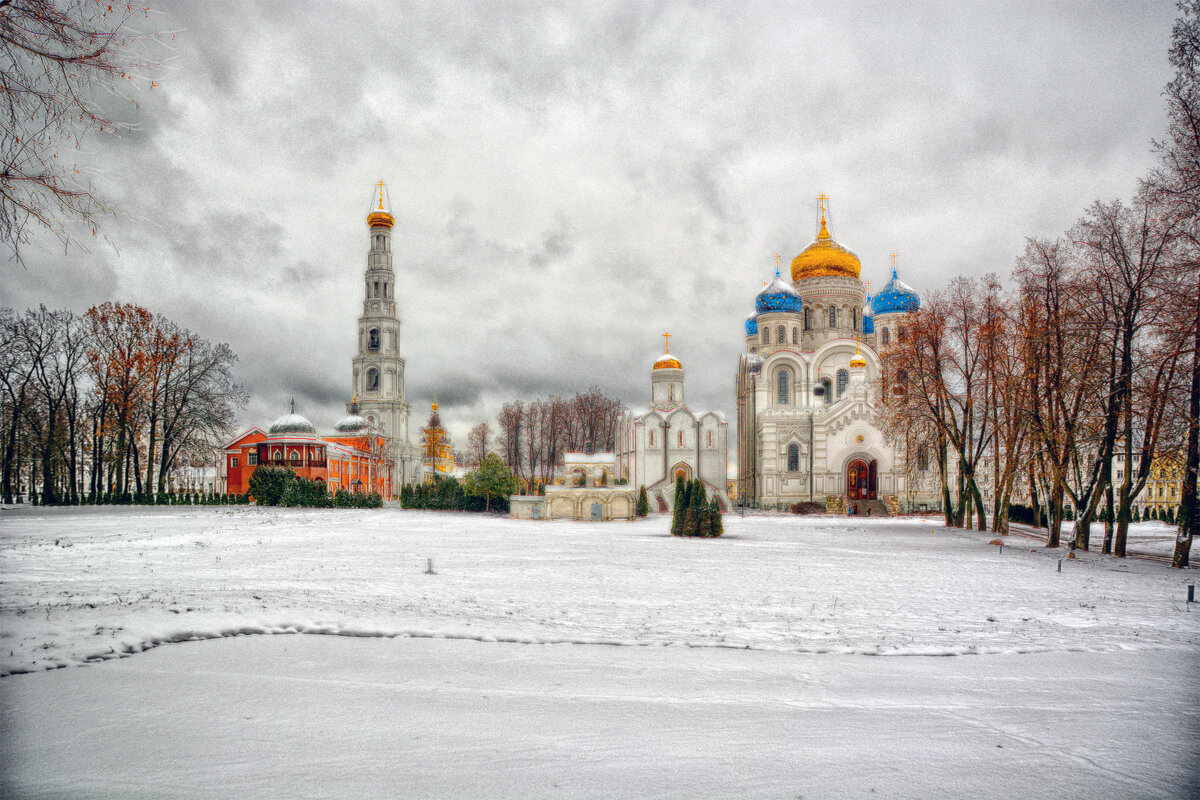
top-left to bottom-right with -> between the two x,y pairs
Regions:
489,387 -> 624,490
1,302 -> 246,503
879,4 -> 1200,567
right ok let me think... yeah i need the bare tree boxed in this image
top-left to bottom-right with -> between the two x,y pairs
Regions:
1,0 -> 163,264
1147,0 -> 1200,568
464,421 -> 492,468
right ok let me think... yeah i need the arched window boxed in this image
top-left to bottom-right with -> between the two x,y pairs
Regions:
707,431 -> 713,447
367,368 -> 379,392
881,328 -> 890,346
649,430 -> 655,446
762,328 -> 770,344
852,307 -> 859,330
669,385 -> 674,402
820,378 -> 832,404
368,328 -> 380,351
837,368 -> 849,397
829,306 -> 837,328
678,430 -> 684,446
777,369 -> 790,405
792,327 -> 798,344
898,326 -> 907,343
804,308 -> 811,331
917,447 -> 929,472
787,443 -> 800,472
777,325 -> 785,344
373,281 -> 380,298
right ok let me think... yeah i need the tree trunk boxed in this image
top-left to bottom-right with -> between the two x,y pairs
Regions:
1046,481 -> 1063,548
1174,274 -> 1199,568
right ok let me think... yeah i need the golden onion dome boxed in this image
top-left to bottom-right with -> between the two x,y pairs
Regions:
367,179 -> 394,228
850,337 -> 867,368
790,213 -> 861,281
367,209 -> 394,228
653,354 -> 682,370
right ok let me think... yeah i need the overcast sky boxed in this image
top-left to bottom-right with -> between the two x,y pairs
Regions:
2,0 -> 1182,446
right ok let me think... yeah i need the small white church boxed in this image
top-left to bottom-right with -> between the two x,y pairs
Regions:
615,335 -> 729,512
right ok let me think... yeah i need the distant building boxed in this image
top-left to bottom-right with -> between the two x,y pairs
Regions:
223,400 -> 391,497
544,452 -> 636,520
347,180 -> 421,486
420,402 -> 456,482
615,335 -> 729,513
735,195 -> 935,513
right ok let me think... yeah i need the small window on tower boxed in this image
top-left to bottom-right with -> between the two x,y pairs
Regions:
777,369 -> 790,405
804,308 -> 811,331
374,281 -> 380,298
829,307 -> 837,328
778,325 -> 785,344
367,368 -> 379,392
649,431 -> 655,446
837,368 -> 849,397
679,430 -> 684,446
762,328 -> 769,345
898,326 -> 907,343
882,328 -> 890,346
792,328 -> 798,344
368,329 -> 380,351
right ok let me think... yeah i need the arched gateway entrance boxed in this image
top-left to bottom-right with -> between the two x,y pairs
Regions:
846,459 -> 878,500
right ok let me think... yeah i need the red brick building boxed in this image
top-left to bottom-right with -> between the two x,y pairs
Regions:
223,402 -> 392,498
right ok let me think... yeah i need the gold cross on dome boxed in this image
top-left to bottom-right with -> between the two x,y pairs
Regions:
774,252 -> 781,269
662,332 -> 671,354
376,179 -> 386,210
890,251 -> 898,268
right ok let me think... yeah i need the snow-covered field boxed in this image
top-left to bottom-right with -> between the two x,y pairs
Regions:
1,506 -> 1198,798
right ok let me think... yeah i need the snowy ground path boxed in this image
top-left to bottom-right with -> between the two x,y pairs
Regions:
0,507 -> 1197,676
3,635 -> 1196,799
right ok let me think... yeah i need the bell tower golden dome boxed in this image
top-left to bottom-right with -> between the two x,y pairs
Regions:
367,179 -> 395,229
790,193 -> 861,280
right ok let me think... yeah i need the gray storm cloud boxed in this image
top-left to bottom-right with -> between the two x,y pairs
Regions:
1,0 -> 1178,445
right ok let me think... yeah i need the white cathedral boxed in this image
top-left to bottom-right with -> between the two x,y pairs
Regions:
342,182 -> 422,487
615,335 -> 730,510
736,196 -> 926,513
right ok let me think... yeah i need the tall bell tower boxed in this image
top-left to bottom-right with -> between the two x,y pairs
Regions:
349,180 -> 416,483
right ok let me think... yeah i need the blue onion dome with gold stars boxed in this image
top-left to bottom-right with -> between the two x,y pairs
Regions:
755,269 -> 803,314
862,294 -> 875,334
744,312 -> 759,336
872,263 -> 921,315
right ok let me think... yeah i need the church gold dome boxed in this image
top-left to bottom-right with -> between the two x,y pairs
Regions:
790,215 -> 861,281
653,354 -> 682,370
367,210 -> 394,229
367,179 -> 394,228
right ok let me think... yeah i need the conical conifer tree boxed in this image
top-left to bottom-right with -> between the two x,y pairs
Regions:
709,497 -> 723,537
671,475 -> 686,535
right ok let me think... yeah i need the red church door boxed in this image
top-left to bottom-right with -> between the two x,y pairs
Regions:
847,459 -> 869,500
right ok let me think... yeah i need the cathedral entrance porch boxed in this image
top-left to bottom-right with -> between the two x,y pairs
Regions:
846,459 -> 877,504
